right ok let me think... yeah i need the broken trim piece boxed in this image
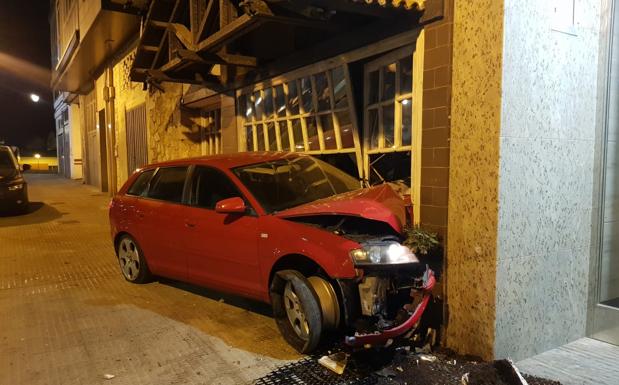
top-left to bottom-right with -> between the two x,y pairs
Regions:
344,268 -> 435,347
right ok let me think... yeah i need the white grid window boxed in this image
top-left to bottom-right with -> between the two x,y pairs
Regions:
238,66 -> 357,155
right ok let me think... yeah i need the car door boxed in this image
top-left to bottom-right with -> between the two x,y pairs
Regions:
183,165 -> 262,297
134,165 -> 190,280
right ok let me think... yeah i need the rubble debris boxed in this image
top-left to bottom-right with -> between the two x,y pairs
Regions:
418,354 -> 437,362
103,374 -> 115,380
318,352 -> 349,375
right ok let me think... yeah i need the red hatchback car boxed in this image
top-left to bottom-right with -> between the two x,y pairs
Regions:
109,152 -> 434,353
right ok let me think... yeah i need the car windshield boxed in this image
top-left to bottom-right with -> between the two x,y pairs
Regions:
0,149 -> 17,169
233,156 -> 361,213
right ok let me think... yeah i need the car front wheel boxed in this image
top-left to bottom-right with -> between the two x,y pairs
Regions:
271,270 -> 323,353
116,235 -> 152,284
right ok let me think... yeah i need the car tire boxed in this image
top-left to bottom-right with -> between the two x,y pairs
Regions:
271,270 -> 323,354
116,234 -> 153,284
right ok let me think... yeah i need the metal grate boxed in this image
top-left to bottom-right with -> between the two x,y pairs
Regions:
253,358 -> 377,385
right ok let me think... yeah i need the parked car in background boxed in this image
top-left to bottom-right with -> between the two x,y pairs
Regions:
108,152 -> 435,353
0,145 -> 30,214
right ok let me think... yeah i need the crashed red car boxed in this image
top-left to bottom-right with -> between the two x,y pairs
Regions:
109,152 -> 434,353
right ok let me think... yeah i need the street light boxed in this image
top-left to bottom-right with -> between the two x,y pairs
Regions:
30,93 -> 40,103
34,153 -> 41,170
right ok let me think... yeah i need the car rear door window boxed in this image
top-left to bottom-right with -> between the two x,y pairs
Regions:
146,167 -> 188,203
127,169 -> 155,197
191,166 -> 241,209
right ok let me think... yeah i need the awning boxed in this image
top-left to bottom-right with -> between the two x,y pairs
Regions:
131,0 -> 438,93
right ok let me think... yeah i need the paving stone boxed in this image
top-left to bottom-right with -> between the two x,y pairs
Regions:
0,174 -> 298,385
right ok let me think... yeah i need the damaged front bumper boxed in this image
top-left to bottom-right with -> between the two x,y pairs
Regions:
342,266 -> 436,348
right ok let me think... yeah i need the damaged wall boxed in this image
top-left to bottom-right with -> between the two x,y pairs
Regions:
494,0 -> 600,360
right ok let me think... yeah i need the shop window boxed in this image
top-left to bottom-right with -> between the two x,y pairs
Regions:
237,65 -> 359,157
362,42 -> 423,223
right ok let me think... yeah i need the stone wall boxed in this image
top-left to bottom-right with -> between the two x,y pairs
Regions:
494,0 -> 600,360
447,0 -> 504,361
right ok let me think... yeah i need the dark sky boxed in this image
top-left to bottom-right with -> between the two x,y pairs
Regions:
0,0 -> 54,153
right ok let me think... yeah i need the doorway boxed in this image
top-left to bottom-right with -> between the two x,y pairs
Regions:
592,0 -> 619,345
125,104 -> 148,175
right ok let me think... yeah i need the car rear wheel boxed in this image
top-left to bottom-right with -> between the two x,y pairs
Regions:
116,235 -> 152,284
271,270 -> 323,353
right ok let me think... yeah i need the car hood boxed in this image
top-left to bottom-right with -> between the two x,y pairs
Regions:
275,184 -> 407,233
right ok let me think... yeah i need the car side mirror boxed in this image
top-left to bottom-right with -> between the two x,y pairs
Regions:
215,197 -> 246,214
21,164 -> 31,171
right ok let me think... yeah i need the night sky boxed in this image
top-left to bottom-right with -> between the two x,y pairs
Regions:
0,1 -> 54,154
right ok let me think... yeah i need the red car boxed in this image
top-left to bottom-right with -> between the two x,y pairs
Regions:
109,152 -> 434,353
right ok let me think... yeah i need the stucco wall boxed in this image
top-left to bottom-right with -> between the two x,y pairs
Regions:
494,0 -> 600,360
447,0 -> 504,361
69,104 -> 83,179
113,50 -> 147,186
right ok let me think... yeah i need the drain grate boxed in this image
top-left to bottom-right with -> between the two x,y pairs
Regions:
254,358 -> 377,385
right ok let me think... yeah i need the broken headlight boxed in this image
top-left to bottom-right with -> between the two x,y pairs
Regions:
349,242 -> 419,266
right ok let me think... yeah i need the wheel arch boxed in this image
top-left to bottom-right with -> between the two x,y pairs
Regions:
268,253 -> 327,288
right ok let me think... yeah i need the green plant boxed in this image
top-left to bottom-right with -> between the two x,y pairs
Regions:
402,225 -> 440,255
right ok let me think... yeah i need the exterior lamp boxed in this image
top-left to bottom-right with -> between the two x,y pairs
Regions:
30,93 -> 40,103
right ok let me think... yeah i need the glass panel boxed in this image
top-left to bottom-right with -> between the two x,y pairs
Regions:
147,167 -> 188,203
368,108 -> 379,149
256,123 -> 265,150
245,125 -> 254,151
263,87 -> 274,118
314,72 -> 330,112
266,121 -> 277,150
336,110 -> 354,148
401,98 -> 412,146
279,121 -> 291,151
193,166 -> 242,209
368,70 -> 379,105
331,67 -> 348,109
320,114 -> 336,150
241,94 -> 254,121
253,91 -> 264,120
305,116 -> 320,151
274,84 -> 286,117
291,119 -> 304,151
383,104 -> 395,147
382,63 -> 396,101
127,169 -> 154,196
300,76 -> 314,113
399,56 -> 413,94
287,81 -> 300,115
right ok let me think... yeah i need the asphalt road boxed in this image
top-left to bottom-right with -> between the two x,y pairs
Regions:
0,174 -> 298,385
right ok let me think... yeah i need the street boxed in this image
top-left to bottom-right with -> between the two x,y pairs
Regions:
0,174 -> 298,385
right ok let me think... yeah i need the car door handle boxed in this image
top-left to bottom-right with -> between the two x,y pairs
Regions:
136,210 -> 145,219
185,221 -> 196,228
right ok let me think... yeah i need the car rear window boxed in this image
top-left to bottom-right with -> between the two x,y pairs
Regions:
146,167 -> 188,203
127,169 -> 155,196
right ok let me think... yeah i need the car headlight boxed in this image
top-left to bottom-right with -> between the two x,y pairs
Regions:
349,242 -> 419,266
7,183 -> 23,191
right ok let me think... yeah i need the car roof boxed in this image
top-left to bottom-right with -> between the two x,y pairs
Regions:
142,151 -> 305,171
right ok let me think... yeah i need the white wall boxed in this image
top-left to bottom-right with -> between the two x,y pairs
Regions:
494,0 -> 601,360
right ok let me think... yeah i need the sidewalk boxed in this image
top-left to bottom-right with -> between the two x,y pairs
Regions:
0,174 -> 297,385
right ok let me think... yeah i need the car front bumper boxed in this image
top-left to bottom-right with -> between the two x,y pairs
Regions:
0,184 -> 28,211
344,267 -> 435,347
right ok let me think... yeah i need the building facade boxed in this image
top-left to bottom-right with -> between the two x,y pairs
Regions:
50,0 -> 619,361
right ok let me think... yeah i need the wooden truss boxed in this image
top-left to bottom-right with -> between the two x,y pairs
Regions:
130,0 -> 430,91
